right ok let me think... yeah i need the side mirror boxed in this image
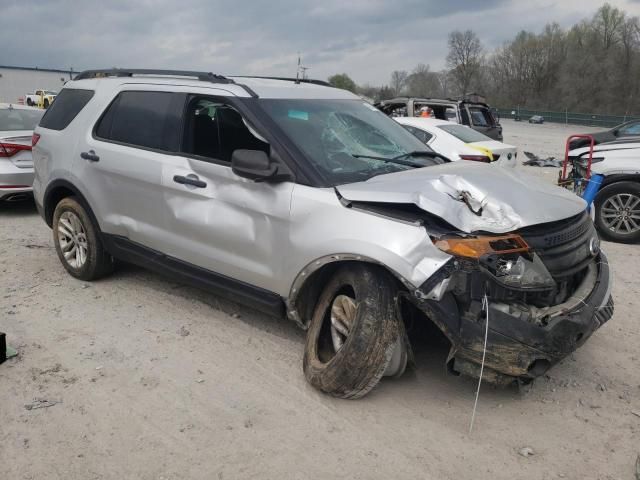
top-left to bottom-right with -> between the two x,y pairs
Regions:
231,149 -> 291,182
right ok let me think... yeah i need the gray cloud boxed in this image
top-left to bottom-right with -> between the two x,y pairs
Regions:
2,0 -> 639,84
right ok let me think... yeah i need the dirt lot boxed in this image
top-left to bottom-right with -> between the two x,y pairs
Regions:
1,121 -> 639,480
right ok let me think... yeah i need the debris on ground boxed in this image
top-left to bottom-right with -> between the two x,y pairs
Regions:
24,398 -> 60,410
632,410 -> 640,418
636,454 -> 640,480
518,447 -> 536,457
178,326 -> 190,337
523,151 -> 563,167
0,332 -> 18,365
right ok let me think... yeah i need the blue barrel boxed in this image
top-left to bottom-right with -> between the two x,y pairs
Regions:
582,174 -> 604,211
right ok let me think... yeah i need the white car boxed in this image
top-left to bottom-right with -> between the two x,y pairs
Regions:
569,139 -> 640,243
0,103 -> 44,201
395,117 -> 518,168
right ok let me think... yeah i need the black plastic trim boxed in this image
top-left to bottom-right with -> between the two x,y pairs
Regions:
101,234 -> 286,318
75,69 -> 234,84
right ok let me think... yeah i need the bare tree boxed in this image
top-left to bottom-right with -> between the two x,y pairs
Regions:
390,70 -> 408,96
405,64 -> 440,97
446,30 -> 483,95
593,3 -> 625,49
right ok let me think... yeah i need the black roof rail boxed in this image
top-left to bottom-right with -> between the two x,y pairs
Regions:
232,75 -> 331,87
73,68 -> 259,98
74,69 -> 234,84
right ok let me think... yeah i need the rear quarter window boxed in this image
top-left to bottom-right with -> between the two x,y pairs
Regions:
39,88 -> 94,130
94,91 -> 184,151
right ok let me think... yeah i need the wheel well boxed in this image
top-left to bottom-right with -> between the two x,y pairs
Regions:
289,259 -> 408,328
44,186 -> 75,227
43,182 -> 99,231
600,174 -> 640,190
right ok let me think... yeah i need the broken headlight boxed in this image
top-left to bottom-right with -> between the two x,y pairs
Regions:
434,234 -> 556,290
481,254 -> 556,290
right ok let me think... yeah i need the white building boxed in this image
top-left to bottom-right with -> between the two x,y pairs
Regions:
0,65 -> 74,103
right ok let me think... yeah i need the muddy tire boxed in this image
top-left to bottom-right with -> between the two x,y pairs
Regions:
303,264 -> 401,399
594,181 -> 640,244
53,196 -> 114,281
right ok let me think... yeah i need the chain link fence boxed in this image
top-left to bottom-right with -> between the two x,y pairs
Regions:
496,107 -> 640,128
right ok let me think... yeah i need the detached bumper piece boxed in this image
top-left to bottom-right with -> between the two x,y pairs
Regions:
0,332 -> 18,365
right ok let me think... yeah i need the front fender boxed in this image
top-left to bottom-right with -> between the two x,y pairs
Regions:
283,185 -> 452,326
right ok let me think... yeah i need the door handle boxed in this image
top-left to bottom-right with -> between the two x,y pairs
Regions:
173,174 -> 207,188
80,150 -> 100,162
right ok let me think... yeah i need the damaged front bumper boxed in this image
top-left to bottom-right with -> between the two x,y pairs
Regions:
412,252 -> 613,385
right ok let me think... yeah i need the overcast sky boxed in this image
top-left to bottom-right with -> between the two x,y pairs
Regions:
3,0 -> 640,85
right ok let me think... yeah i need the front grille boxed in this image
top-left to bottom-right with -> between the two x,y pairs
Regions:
519,212 -> 597,279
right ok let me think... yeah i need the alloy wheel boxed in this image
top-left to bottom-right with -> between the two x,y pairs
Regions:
57,211 -> 89,269
601,193 -> 640,235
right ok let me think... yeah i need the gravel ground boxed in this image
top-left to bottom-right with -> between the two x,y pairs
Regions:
1,121 -> 639,480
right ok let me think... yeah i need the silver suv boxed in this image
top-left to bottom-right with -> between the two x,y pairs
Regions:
33,69 -> 613,398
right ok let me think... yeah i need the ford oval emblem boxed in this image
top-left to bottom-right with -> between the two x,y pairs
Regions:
589,236 -> 601,256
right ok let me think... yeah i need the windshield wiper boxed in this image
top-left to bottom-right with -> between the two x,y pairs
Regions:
392,150 -> 438,161
351,153 -> 424,168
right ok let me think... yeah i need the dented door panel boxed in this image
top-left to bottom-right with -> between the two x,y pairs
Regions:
160,156 -> 294,292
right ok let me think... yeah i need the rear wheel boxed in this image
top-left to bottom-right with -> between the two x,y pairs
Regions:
43,99 -> 50,108
303,264 -> 406,399
594,181 -> 640,243
52,197 -> 114,280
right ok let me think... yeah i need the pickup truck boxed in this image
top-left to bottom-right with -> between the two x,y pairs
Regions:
24,90 -> 57,108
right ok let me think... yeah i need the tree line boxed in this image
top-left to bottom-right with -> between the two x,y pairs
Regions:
328,3 -> 640,116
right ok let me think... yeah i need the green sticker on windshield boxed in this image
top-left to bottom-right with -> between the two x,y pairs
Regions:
288,110 -> 309,121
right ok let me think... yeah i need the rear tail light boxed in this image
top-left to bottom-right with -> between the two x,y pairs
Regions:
459,154 -> 491,163
0,142 -> 32,158
32,133 -> 41,147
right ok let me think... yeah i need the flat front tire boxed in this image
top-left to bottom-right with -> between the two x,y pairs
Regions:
303,264 -> 402,399
52,197 -> 114,280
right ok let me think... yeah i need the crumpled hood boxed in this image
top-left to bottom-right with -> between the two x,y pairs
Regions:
336,162 -> 586,234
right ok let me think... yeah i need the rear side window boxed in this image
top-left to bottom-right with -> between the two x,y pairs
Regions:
439,124 -> 492,143
39,88 -> 94,130
468,106 -> 495,127
402,125 -> 433,144
95,91 -> 184,151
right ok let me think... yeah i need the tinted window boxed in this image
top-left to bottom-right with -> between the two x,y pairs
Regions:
402,124 -> 433,144
39,88 -> 94,130
95,91 -> 183,151
0,108 -> 44,131
468,106 -> 496,127
182,98 -> 269,162
439,124 -> 492,143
